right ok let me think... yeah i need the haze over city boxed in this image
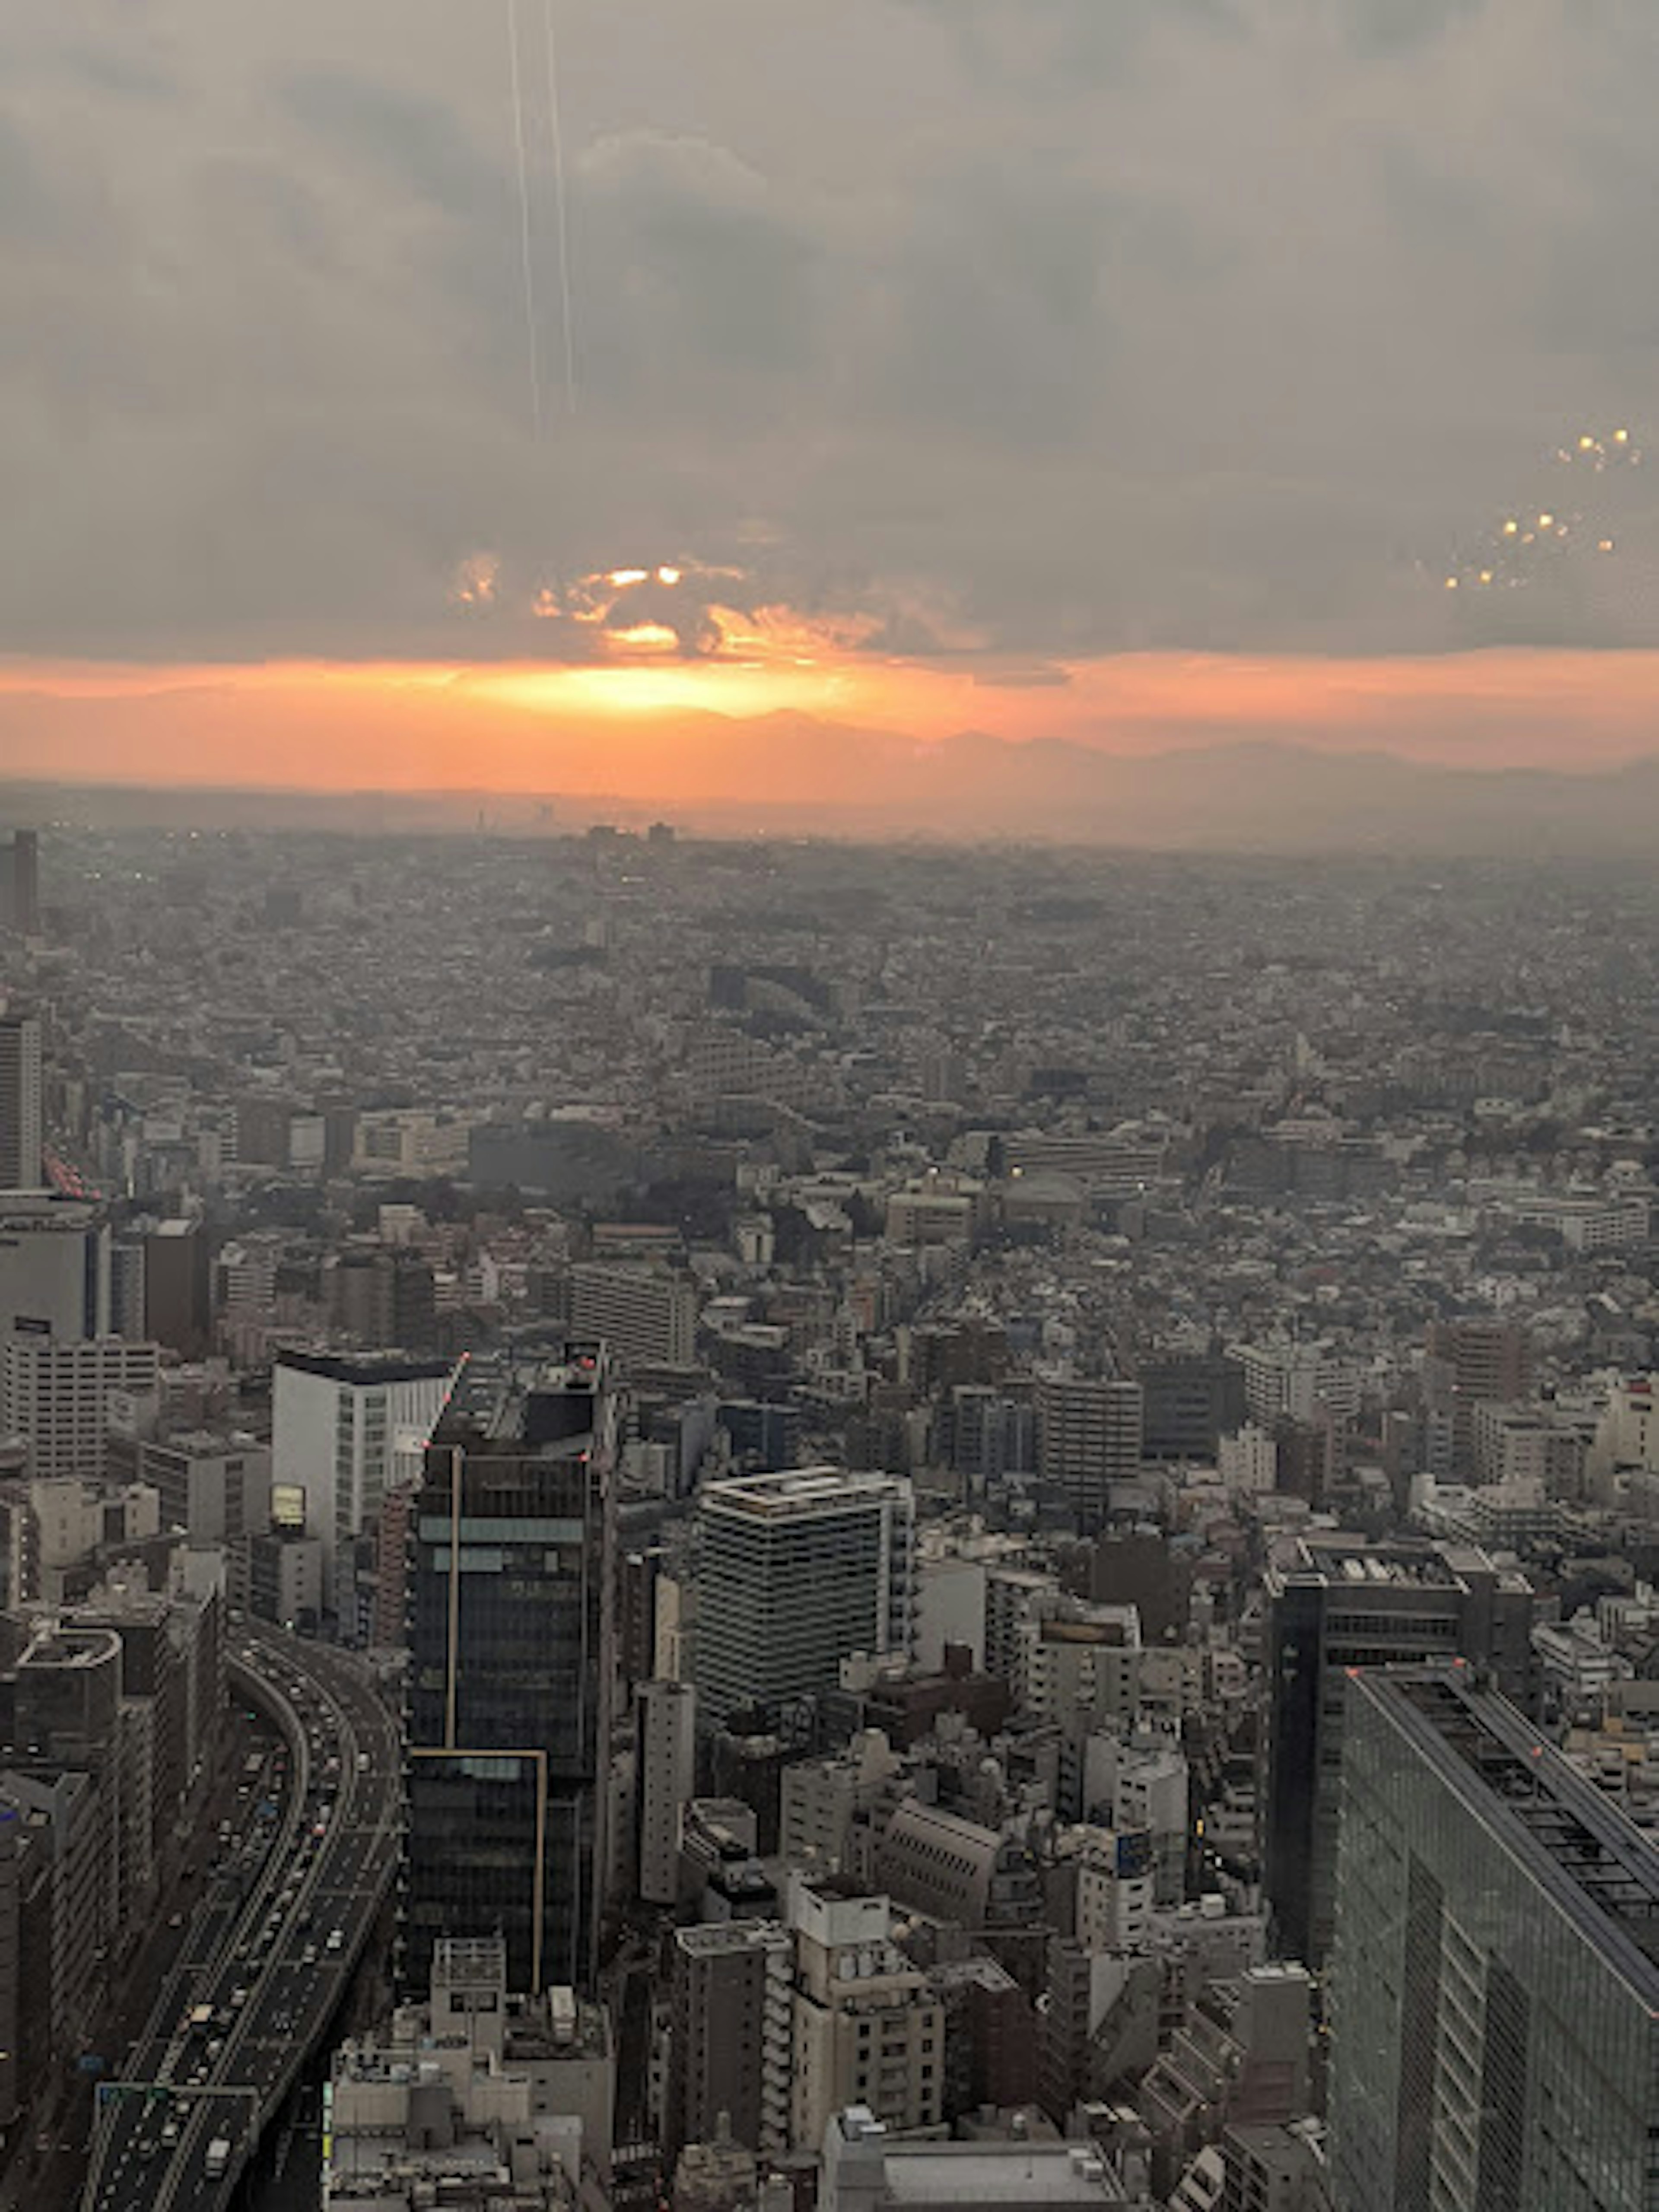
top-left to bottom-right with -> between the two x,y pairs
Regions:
7,9 -> 1659,2212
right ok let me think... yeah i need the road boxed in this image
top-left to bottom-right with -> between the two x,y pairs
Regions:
79,1623 -> 400,2212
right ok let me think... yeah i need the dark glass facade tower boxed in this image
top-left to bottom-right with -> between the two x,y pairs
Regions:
1329,1667 -> 1659,2212
400,1343 -> 617,1996
1260,1533 -> 1536,1964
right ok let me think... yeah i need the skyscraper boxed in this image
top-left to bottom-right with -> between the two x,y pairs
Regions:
0,1016 -> 43,1193
1260,1533 -> 1536,1964
401,1343 -> 617,1995
1328,1665 -> 1659,2211
0,833 -> 38,938
694,1468 -> 915,1733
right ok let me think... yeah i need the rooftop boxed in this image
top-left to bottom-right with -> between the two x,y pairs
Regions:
434,1344 -> 610,1446
702,1465 -> 909,1518
276,1347 -> 455,1389
1367,1667 -> 1659,1998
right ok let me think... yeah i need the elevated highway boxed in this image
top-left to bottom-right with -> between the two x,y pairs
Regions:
80,1623 -> 399,2211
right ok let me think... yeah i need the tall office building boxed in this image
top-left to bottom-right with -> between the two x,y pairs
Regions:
1035,1373 -> 1144,1532
272,1349 -> 455,1616
402,1343 -> 618,1996
570,1262 -> 698,1370
1,1335 -> 161,1481
0,1195 -> 109,1343
0,1017 -> 43,1193
695,1468 -> 916,1732
1426,1316 -> 1535,1475
1329,1666 -> 1659,2212
949,1385 -> 1036,1487
1137,1353 -> 1246,1461
322,1245 -> 438,1352
1261,1533 -> 1535,1965
142,1220 -> 211,1359
1,833 -> 38,938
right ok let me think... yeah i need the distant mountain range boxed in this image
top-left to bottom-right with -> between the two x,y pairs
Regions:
5,718 -> 1659,854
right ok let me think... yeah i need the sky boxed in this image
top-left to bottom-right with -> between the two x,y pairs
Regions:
5,0 -> 1659,804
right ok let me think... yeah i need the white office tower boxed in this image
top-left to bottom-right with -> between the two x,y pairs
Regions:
0,1195 -> 110,1343
636,1678 -> 696,1907
2,1335 -> 160,1480
695,1469 -> 915,1731
0,1016 -> 43,1192
570,1262 -> 698,1369
272,1350 -> 456,1615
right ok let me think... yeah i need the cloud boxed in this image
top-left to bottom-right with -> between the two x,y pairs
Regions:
0,0 -> 1657,675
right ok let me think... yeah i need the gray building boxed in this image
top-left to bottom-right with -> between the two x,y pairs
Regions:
0,1193 -> 108,1344
694,1468 -> 915,1733
1036,1375 -> 1144,1533
0,1016 -> 42,1193
1329,1666 -> 1659,2212
1137,1354 -> 1245,1463
1260,1535 -> 1535,1965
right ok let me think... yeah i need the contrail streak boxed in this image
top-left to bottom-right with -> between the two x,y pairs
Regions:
506,0 -> 544,440
544,0 -> 578,414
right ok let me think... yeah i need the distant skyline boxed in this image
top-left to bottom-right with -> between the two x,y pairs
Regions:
6,3 -> 1659,801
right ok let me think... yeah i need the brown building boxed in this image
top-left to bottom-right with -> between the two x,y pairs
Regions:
667,1920 -> 793,2158
143,1221 -> 211,1359
1426,1317 -> 1534,1474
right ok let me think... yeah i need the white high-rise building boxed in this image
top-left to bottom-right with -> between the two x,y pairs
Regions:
696,1469 -> 916,1731
272,1350 -> 455,1613
2,1335 -> 160,1480
570,1263 -> 698,1369
0,1195 -> 110,1343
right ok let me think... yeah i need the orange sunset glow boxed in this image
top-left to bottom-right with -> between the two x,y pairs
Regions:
6,639 -> 1659,807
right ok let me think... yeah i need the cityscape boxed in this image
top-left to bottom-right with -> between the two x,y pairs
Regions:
0,820 -> 1656,2208
7,0 -> 1659,2204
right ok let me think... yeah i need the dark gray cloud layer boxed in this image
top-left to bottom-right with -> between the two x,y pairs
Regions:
3,0 -> 1658,661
